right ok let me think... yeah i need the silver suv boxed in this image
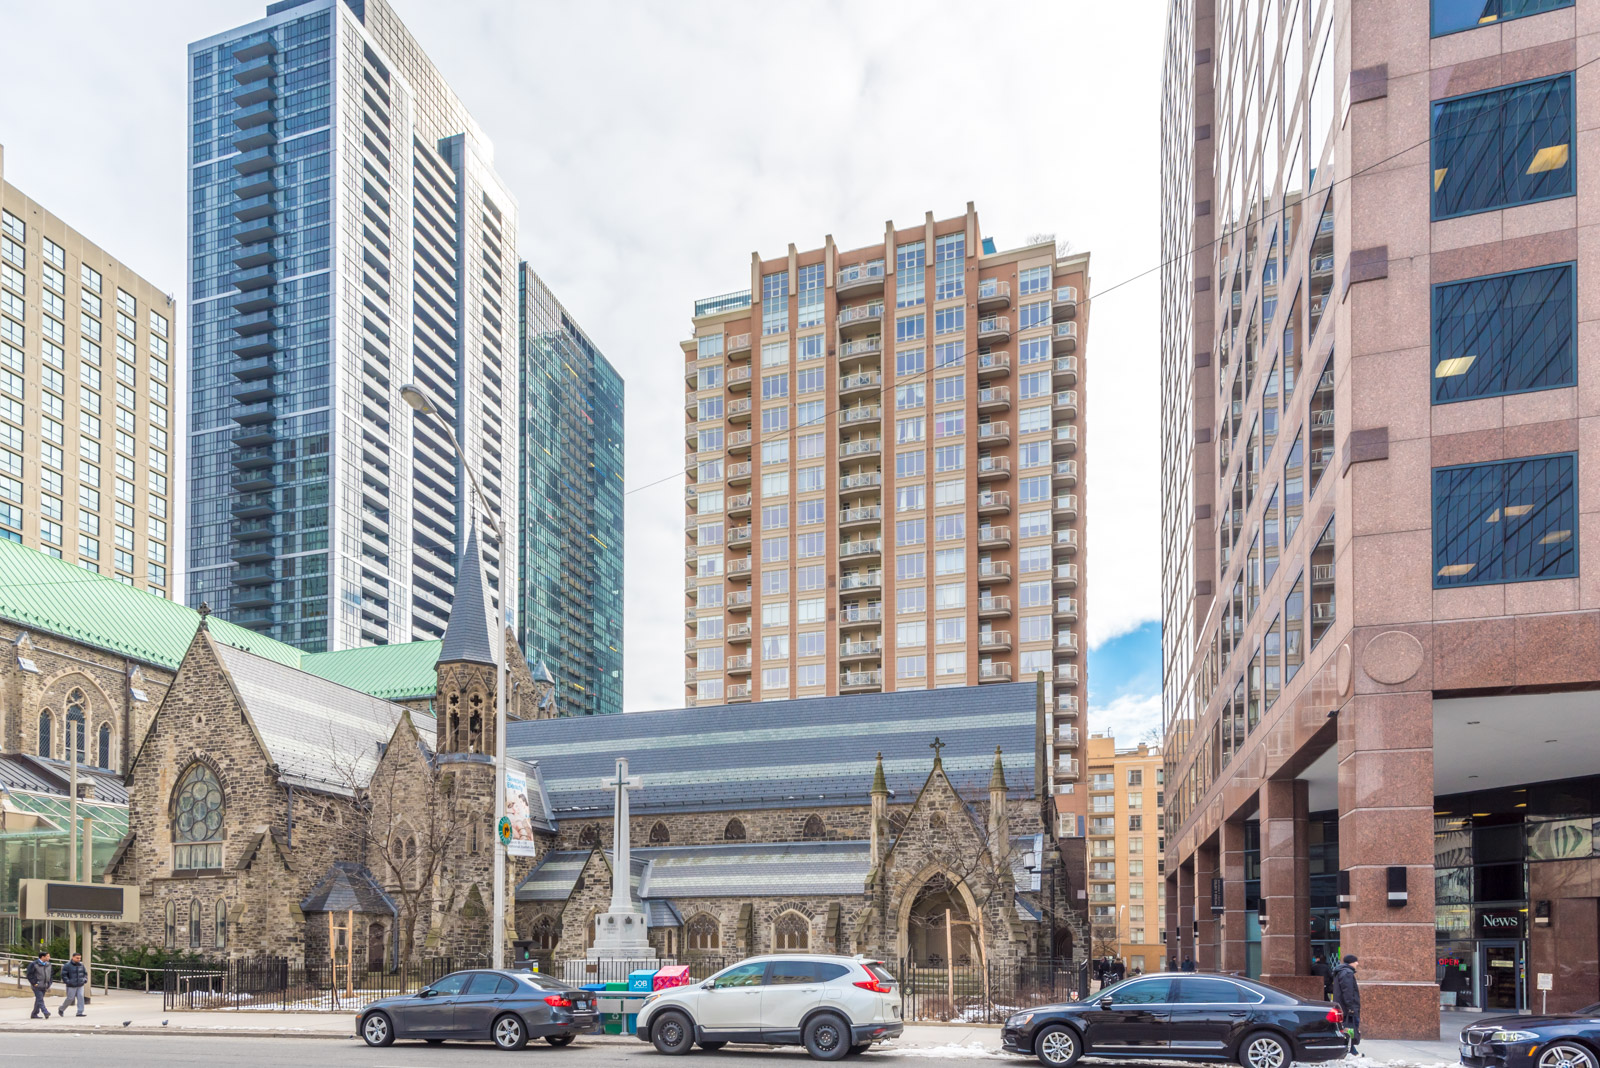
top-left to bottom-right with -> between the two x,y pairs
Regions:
637,955 -> 903,1060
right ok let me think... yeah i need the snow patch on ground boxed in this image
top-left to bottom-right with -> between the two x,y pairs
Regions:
889,1042 -> 1010,1058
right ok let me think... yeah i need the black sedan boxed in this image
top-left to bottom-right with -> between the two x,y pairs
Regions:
358,968 -> 599,1050
1460,1006 -> 1600,1068
1001,973 -> 1349,1068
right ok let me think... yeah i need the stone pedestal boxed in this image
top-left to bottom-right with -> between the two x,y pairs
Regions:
587,910 -> 655,961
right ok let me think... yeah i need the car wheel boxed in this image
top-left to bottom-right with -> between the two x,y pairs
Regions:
360,1012 -> 395,1048
803,1013 -> 851,1061
1239,1031 -> 1290,1068
653,1011 -> 696,1055
493,1013 -> 528,1051
1034,1025 -> 1080,1068
1539,1044 -> 1600,1068
848,1043 -> 873,1056
698,1042 -> 728,1051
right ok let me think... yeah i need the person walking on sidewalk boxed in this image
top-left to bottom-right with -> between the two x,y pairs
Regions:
1181,956 -> 1196,972
25,951 -> 52,1019
1311,953 -> 1333,1000
57,952 -> 88,1018
1330,954 -> 1362,1054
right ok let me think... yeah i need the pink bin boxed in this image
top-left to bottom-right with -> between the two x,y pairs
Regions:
653,965 -> 692,990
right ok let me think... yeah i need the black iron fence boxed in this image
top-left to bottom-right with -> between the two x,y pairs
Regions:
162,955 -> 487,1012
895,957 -> 1090,1023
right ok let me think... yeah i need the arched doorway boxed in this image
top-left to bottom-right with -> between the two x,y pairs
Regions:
368,922 -> 386,972
905,872 -> 978,966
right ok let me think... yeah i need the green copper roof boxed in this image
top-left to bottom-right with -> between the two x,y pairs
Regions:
0,540 -> 439,701
300,641 -> 442,701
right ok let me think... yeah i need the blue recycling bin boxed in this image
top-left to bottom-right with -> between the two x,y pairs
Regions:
628,969 -> 660,993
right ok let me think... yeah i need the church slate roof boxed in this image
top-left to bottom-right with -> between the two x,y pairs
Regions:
214,642 -> 431,796
300,861 -> 398,916
438,520 -> 500,668
507,682 -> 1040,816
299,641 -> 443,701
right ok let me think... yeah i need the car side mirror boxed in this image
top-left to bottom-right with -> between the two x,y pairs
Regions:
419,989 -> 436,998
702,980 -> 717,989
1098,995 -> 1115,1009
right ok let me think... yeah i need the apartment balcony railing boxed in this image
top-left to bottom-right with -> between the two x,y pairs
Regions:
978,525 -> 1011,549
726,683 -> 752,703
840,538 -> 882,560
726,332 -> 752,356
839,505 -> 882,529
1054,286 -> 1079,319
726,557 -> 753,580
1053,320 -> 1080,353
977,596 -> 1012,618
1055,529 -> 1080,555
727,655 -> 752,675
1057,695 -> 1080,717
1057,630 -> 1081,656
727,623 -> 753,643
837,302 -> 885,335
976,456 -> 1011,482
840,472 -> 883,492
977,422 -> 1010,446
840,669 -> 883,692
727,398 -> 753,422
840,438 -> 882,459
976,491 -> 1010,515
977,316 -> 1012,343
1055,390 -> 1079,418
727,493 -> 752,516
1054,493 -> 1079,520
1054,563 -> 1080,589
838,336 -> 883,361
838,604 -> 884,627
977,278 -> 1012,310
976,351 -> 1011,378
839,570 -> 883,592
231,492 -> 275,519
840,404 -> 881,427
977,560 -> 1012,582
232,563 -> 274,587
1058,725 -> 1082,748
836,259 -> 887,295
978,631 -> 1012,652
1056,663 -> 1081,686
977,386 -> 1011,412
726,461 -> 752,486
1054,425 -> 1079,454
727,525 -> 752,547
1054,355 -> 1079,385
727,591 -> 753,612
978,662 -> 1014,682
726,365 -> 752,391
726,429 -> 753,454
839,372 -> 882,398
1057,757 -> 1081,780
1056,597 -> 1080,622
839,639 -> 883,662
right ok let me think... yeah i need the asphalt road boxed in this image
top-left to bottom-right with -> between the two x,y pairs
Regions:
0,1033 -> 988,1067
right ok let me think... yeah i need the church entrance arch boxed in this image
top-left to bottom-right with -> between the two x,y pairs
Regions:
898,869 -> 985,966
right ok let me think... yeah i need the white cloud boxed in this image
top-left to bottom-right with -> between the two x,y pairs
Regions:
1091,692 -> 1163,749
0,0 -> 1164,710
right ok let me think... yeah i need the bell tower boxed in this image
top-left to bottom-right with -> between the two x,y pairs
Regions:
434,518 -> 502,755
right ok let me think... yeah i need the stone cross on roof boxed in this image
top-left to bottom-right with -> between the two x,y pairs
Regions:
930,736 -> 946,765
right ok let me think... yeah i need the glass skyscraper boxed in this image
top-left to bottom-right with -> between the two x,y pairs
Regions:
518,265 -> 624,717
186,0 -> 519,651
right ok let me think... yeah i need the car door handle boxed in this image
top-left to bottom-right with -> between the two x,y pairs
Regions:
1228,1011 -> 1247,1017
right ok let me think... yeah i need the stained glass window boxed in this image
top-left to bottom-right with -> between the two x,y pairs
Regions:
173,764 -> 225,870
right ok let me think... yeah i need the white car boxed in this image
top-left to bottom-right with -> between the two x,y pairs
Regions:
637,954 -> 904,1060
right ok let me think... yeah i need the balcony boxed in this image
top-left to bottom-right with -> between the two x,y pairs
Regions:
1056,529 -> 1080,555
976,351 -> 1011,379
727,591 -> 753,612
231,517 -> 274,542
976,456 -> 1011,481
1053,460 -> 1078,487
978,662 -> 1014,683
1054,425 -> 1079,454
977,386 -> 1011,414
1056,756 -> 1081,781
839,505 -> 882,531
727,524 -> 752,548
839,638 -> 883,663
839,570 -> 883,593
231,492 -> 275,518
838,336 -> 882,363
840,538 -> 882,562
977,422 -> 1010,447
684,669 -> 698,685
726,332 -> 752,357
727,622 -> 753,644
726,462 -> 752,486
232,146 -> 276,177
1057,630 -> 1081,656
231,81 -> 277,109
232,585 -> 276,610
231,240 -> 278,269
1053,493 -> 1079,521
684,575 -> 700,593
232,286 -> 277,315
232,380 -> 276,405
840,404 -> 881,428
1058,725 -> 1081,748
979,631 -> 1012,653
230,535 -> 274,564
977,278 -> 1011,311
1057,694 -> 1079,717
840,669 -> 883,693
1054,563 -> 1080,589
232,123 -> 279,153
233,58 -> 276,84
839,372 -> 882,400
232,607 -> 276,630
1053,321 -> 1079,353
230,216 -> 279,246
836,259 -> 886,297
978,525 -> 1011,550
726,684 -> 752,703
977,316 -> 1012,344
232,400 -> 275,426
727,429 -> 753,454
726,365 -> 752,392
977,491 -> 1010,516
977,560 -> 1012,583
727,655 -> 752,676
232,194 -> 277,224
727,493 -> 752,517
727,398 -> 753,424
1056,597 -> 1080,622
684,361 -> 699,385
726,557 -> 753,582
840,472 -> 883,493
230,444 -> 274,471
1054,286 -> 1079,319
977,596 -> 1012,619
838,603 -> 884,627
837,302 -> 885,337
1055,389 -> 1080,419
1056,663 -> 1081,687
231,38 -> 277,64
1054,355 -> 1079,386
840,437 -> 881,460
231,332 -> 280,362
232,563 -> 274,587
231,309 -> 278,337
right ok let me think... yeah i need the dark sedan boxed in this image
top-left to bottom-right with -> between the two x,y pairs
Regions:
358,968 -> 599,1050
1460,1006 -> 1600,1068
1001,973 -> 1349,1068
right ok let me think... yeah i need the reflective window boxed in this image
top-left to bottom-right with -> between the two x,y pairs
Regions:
1432,0 -> 1572,36
1432,264 -> 1574,403
714,962 -> 767,988
1177,977 -> 1257,1003
1109,977 -> 1174,1004
1433,454 -> 1576,587
1432,75 -> 1574,219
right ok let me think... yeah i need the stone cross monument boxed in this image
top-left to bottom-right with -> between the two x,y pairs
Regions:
586,756 -> 655,961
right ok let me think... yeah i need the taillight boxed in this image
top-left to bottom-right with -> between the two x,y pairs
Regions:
854,978 -> 894,994
1326,1006 -> 1343,1024
545,995 -> 574,1008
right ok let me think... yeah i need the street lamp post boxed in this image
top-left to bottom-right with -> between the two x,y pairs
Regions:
402,383 -> 509,969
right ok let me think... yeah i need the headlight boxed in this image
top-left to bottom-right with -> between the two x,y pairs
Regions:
1491,1031 -> 1540,1043
1007,1012 -> 1034,1028
644,994 -> 660,1005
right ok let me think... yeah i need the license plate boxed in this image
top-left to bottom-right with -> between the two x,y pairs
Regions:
1461,1045 -> 1475,1060
577,1000 -> 590,1010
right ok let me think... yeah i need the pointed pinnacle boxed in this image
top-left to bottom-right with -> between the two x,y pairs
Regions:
871,751 -> 888,795
989,745 -> 1006,791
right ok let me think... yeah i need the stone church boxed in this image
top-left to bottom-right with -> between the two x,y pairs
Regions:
0,531 -> 1082,968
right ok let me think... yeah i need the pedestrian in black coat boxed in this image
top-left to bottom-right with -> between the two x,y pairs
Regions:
1181,956 -> 1196,972
1330,955 -> 1362,1053
25,952 -> 52,1019
1311,954 -> 1333,1000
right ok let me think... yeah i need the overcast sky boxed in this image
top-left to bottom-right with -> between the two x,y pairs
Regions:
0,0 -> 1165,738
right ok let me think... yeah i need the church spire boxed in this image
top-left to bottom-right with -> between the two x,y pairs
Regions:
871,752 -> 888,795
989,745 -> 1006,791
440,514 -> 500,667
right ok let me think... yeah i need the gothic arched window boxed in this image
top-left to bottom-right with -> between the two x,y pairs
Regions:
189,898 -> 202,947
802,814 -> 825,840
65,689 -> 87,764
649,821 -> 670,844
774,911 -> 810,950
532,914 -> 558,951
37,710 -> 52,758
687,914 -> 720,950
164,900 -> 176,949
216,899 -> 228,950
578,825 -> 598,847
172,764 -> 225,871
724,818 -> 746,841
97,724 -> 111,770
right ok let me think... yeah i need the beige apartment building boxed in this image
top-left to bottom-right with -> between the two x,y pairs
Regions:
680,204 -> 1088,784
1161,0 -> 1600,1038
1086,737 -> 1167,974
0,145 -> 176,597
